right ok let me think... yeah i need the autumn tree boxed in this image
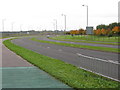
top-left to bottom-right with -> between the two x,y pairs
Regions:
112,26 -> 120,35
95,29 -> 101,35
101,29 -> 107,35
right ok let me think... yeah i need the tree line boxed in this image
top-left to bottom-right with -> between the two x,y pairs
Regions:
66,22 -> 120,37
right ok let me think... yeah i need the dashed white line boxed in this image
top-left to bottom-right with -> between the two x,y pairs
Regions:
76,53 -> 119,65
78,66 -> 120,82
58,49 -> 62,51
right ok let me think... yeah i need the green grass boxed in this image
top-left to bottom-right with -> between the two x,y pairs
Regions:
54,35 -> 119,42
0,37 -> 9,39
3,39 -> 119,88
30,38 -> 119,53
50,37 -> 119,45
49,35 -> 119,45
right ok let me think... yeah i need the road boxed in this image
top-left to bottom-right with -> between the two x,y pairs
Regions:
12,37 -> 120,81
38,37 -> 119,48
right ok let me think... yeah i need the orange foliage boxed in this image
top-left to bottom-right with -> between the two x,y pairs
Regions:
101,29 -> 107,35
112,26 -> 120,33
70,29 -> 86,35
95,29 -> 101,35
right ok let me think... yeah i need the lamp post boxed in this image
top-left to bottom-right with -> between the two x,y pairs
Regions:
54,19 -> 57,30
11,22 -> 15,32
82,5 -> 88,26
20,24 -> 23,31
2,19 -> 6,32
61,14 -> 66,34
52,22 -> 55,31
118,1 -> 120,23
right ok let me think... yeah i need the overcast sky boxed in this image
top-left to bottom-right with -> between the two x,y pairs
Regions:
0,0 -> 119,31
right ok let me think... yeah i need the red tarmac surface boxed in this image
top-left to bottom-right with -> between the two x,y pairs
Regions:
1,44 -> 33,67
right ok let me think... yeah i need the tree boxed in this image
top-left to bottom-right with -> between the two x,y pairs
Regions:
96,24 -> 108,29
106,28 -> 111,35
112,26 -> 120,35
70,30 -> 78,35
93,30 -> 96,35
109,22 -> 118,30
101,29 -> 107,35
96,22 -> 120,30
96,29 -> 101,35
78,29 -> 84,35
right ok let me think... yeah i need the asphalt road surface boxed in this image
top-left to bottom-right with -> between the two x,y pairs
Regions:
38,37 -> 119,48
12,37 -> 120,81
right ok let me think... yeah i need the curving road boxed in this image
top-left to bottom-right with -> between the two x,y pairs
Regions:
38,37 -> 119,48
12,37 -> 120,81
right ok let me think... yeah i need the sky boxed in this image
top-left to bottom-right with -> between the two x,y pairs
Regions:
0,0 -> 119,31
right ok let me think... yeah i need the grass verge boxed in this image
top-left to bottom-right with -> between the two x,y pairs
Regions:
49,37 -> 119,45
50,35 -> 119,42
3,39 -> 119,88
30,38 -> 119,53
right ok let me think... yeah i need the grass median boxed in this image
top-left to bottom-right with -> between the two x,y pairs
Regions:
30,38 -> 119,53
49,37 -> 119,45
3,39 -> 119,89
50,35 -> 119,42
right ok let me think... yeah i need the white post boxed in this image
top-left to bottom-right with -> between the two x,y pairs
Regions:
54,19 -> 57,30
62,14 -> 66,34
82,5 -> 88,26
11,22 -> 14,31
2,19 -> 6,32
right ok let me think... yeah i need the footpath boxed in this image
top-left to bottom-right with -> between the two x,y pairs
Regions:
0,38 -> 71,89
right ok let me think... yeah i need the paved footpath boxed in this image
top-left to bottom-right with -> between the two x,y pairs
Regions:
0,39 -> 71,89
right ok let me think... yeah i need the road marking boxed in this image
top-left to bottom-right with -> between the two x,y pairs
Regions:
78,66 -> 120,82
47,47 -> 50,49
76,53 -> 119,65
39,45 -> 42,47
58,49 -> 62,51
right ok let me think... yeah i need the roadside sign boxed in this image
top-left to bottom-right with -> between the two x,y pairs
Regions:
86,26 -> 93,35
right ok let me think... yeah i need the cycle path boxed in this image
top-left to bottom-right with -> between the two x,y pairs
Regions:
0,39 -> 71,89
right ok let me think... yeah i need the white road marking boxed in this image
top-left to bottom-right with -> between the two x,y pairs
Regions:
76,53 -> 119,65
47,47 -> 50,49
39,45 -> 42,47
78,66 -> 120,82
58,49 -> 62,51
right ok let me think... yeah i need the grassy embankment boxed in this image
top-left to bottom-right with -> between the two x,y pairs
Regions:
49,35 -> 119,45
3,39 -> 119,89
30,38 -> 119,53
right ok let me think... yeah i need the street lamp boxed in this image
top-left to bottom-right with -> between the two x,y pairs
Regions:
82,4 -> 88,26
2,19 -> 6,32
61,14 -> 66,34
118,1 -> 120,23
11,22 -> 15,32
52,22 -> 55,31
20,24 -> 23,31
54,19 -> 57,30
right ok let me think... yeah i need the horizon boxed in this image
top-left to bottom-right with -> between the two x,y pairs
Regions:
0,0 -> 119,31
